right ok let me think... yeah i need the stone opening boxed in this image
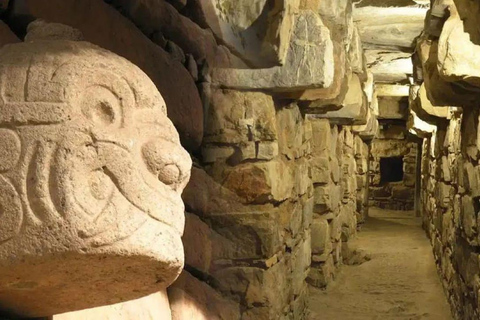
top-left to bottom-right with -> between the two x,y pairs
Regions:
380,156 -> 404,183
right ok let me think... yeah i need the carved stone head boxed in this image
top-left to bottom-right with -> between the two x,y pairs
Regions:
0,26 -> 191,317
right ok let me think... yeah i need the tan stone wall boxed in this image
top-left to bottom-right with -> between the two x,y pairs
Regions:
420,109 -> 480,320
181,95 -> 313,319
308,120 -> 369,288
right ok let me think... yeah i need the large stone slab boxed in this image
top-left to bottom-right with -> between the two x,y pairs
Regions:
108,0 -> 240,68
183,0 -> 299,67
437,2 -> 480,88
365,50 -> 413,83
411,84 -> 449,125
354,6 -> 427,50
352,108 -> 378,141
310,74 -> 368,124
319,0 -> 353,46
211,10 -> 334,92
283,41 -> 347,102
416,34 -> 480,107
407,110 -> 435,138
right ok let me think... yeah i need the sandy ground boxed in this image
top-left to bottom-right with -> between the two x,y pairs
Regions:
308,207 -> 453,320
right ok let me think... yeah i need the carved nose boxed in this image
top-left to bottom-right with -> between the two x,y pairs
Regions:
141,139 -> 190,189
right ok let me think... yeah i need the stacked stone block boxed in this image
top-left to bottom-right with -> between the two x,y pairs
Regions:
307,120 -> 365,288
182,90 -> 314,319
355,135 -> 370,223
420,109 -> 480,320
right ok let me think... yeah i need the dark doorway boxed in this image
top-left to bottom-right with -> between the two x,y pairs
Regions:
380,156 -> 404,183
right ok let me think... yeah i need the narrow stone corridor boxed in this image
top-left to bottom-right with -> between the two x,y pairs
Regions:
308,208 -> 452,320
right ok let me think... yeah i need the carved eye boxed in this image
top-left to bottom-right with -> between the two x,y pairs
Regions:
80,86 -> 122,127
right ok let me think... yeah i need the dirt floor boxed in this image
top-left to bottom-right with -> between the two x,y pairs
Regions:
308,207 -> 452,320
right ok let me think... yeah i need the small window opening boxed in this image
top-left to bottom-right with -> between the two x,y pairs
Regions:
380,156 -> 404,183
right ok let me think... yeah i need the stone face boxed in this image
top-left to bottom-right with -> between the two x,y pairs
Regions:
0,33 -> 192,317
10,0 -> 204,151
211,10 -> 334,91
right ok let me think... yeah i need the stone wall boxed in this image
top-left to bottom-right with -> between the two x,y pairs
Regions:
308,121 -> 367,288
369,124 -> 417,210
181,96 -> 313,319
410,0 -> 480,318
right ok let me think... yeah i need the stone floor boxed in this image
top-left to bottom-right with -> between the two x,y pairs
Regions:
308,207 -> 452,320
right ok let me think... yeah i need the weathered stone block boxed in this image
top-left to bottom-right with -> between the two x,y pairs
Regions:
307,255 -> 335,288
292,235 -> 312,295
220,160 -> 293,203
277,104 -> 306,160
183,213 -> 212,273
311,217 -> 332,255
311,118 -> 332,156
212,261 -> 289,317
311,156 -> 331,185
203,88 -> 277,144
184,0 -> 298,66
211,10 -> 334,91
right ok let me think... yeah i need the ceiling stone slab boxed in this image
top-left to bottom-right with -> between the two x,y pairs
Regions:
211,10 -> 334,92
366,50 -> 413,83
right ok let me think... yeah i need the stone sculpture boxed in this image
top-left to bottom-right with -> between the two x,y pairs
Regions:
0,23 -> 191,317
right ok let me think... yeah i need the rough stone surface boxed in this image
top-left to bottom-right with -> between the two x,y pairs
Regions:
0,33 -> 192,317
211,10 -> 334,92
437,2 -> 480,88
182,0 -> 299,66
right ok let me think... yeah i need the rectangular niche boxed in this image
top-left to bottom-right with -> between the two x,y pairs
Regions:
380,156 -> 404,183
